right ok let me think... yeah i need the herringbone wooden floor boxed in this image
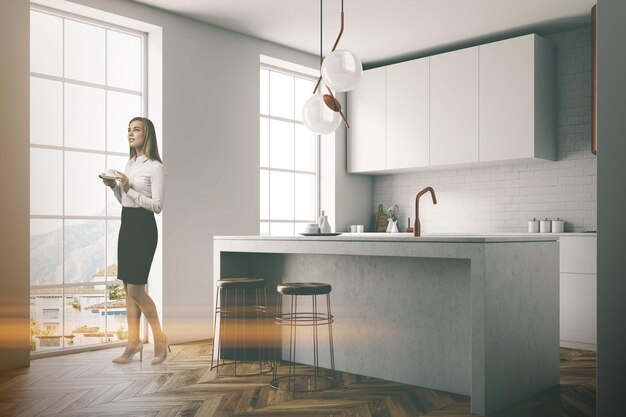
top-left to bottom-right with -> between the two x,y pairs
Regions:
0,341 -> 595,417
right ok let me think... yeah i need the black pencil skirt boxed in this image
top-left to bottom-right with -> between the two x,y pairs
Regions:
117,207 -> 158,285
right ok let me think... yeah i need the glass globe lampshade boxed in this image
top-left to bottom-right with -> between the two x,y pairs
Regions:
302,93 -> 341,135
321,49 -> 363,92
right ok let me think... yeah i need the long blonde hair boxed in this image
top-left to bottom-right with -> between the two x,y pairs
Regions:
129,117 -> 163,163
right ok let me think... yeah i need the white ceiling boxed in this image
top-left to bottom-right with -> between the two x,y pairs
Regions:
131,0 -> 595,67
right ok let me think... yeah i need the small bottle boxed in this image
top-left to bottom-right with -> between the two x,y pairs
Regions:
318,210 -> 325,227
320,215 -> 331,234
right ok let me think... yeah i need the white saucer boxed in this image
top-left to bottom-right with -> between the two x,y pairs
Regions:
99,174 -> 118,180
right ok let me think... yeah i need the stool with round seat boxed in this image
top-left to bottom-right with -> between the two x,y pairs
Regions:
270,282 -> 336,391
211,278 -> 272,376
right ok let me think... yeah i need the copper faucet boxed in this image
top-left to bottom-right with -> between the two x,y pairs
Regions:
414,187 -> 437,237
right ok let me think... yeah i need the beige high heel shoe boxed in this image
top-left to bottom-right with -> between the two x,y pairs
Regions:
112,342 -> 143,364
151,334 -> 171,365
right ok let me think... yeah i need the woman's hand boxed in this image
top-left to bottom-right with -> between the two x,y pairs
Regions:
102,177 -> 116,188
116,172 -> 130,193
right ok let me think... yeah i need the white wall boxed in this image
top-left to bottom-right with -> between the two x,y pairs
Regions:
0,0 -> 30,370
597,1 -> 626,415
372,28 -> 596,234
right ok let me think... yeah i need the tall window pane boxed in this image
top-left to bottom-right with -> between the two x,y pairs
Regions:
30,219 -> 63,286
295,125 -> 316,172
64,152 -> 105,216
64,83 -> 106,151
295,174 -> 316,221
294,78 -> 314,122
260,65 -> 319,235
64,285 -> 107,348
30,148 -> 63,216
64,220 -> 106,284
107,91 -> 141,153
270,71 -> 294,119
30,11 -> 63,77
270,119 -> 294,170
270,171 -> 294,220
30,77 -> 63,146
107,30 -> 142,91
30,6 -> 147,353
64,19 -> 105,84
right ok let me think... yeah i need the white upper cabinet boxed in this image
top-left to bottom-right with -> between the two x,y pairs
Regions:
479,34 -> 556,162
347,33 -> 555,174
347,67 -> 386,172
430,47 -> 479,166
386,57 -> 430,170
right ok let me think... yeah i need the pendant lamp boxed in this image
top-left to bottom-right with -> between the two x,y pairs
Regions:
302,93 -> 341,135
320,0 -> 362,92
303,0 -> 361,135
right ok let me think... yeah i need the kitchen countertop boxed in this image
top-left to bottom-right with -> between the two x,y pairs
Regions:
214,232 -> 594,244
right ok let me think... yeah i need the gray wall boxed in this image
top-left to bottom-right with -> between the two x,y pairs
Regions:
597,1 -> 626,415
0,0 -> 30,371
372,28 -> 596,234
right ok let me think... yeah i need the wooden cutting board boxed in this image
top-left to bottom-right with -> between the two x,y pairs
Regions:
374,204 -> 388,232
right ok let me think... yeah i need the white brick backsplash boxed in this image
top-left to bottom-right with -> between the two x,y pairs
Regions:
372,28 -> 596,233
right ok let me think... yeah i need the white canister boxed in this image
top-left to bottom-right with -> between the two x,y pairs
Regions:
552,218 -> 565,233
528,219 -> 539,233
539,218 -> 551,233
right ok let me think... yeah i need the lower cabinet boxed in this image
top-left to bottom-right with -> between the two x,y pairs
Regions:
560,273 -> 596,349
559,236 -> 597,351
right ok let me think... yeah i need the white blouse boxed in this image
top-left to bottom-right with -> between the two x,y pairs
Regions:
112,155 -> 165,214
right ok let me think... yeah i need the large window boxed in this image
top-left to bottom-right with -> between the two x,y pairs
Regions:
29,6 -> 146,352
259,65 -> 319,235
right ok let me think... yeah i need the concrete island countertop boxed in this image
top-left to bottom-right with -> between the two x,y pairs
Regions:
214,232 -> 581,244
213,233 -> 560,414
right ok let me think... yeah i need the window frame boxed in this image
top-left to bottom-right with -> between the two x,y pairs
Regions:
259,63 -> 321,235
29,4 -> 149,354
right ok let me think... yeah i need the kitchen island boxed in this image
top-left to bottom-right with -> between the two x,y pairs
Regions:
213,234 -> 559,415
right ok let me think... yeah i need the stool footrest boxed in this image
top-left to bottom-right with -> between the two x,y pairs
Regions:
274,312 -> 333,326
215,306 -> 267,316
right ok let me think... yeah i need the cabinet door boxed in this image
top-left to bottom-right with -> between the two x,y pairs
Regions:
347,67 -> 386,173
479,35 -> 534,162
560,236 -> 597,274
430,47 -> 479,166
386,58 -> 429,169
560,273 -> 597,346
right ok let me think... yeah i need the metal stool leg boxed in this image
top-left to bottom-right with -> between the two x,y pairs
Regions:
270,287 -> 336,392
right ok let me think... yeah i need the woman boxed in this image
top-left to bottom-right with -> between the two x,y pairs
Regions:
102,117 -> 168,365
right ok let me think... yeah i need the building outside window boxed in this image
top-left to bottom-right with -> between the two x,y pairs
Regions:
259,63 -> 319,235
29,6 -> 147,352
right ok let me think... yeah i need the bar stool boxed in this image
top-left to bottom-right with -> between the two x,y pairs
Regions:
211,278 -> 272,376
270,282 -> 336,391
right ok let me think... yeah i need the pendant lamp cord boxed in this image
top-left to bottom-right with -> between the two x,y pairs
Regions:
314,0 -> 346,94
320,0 -> 324,67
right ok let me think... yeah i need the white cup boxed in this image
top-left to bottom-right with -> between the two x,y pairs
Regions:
105,168 -> 117,177
304,223 -> 319,234
349,225 -> 364,233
